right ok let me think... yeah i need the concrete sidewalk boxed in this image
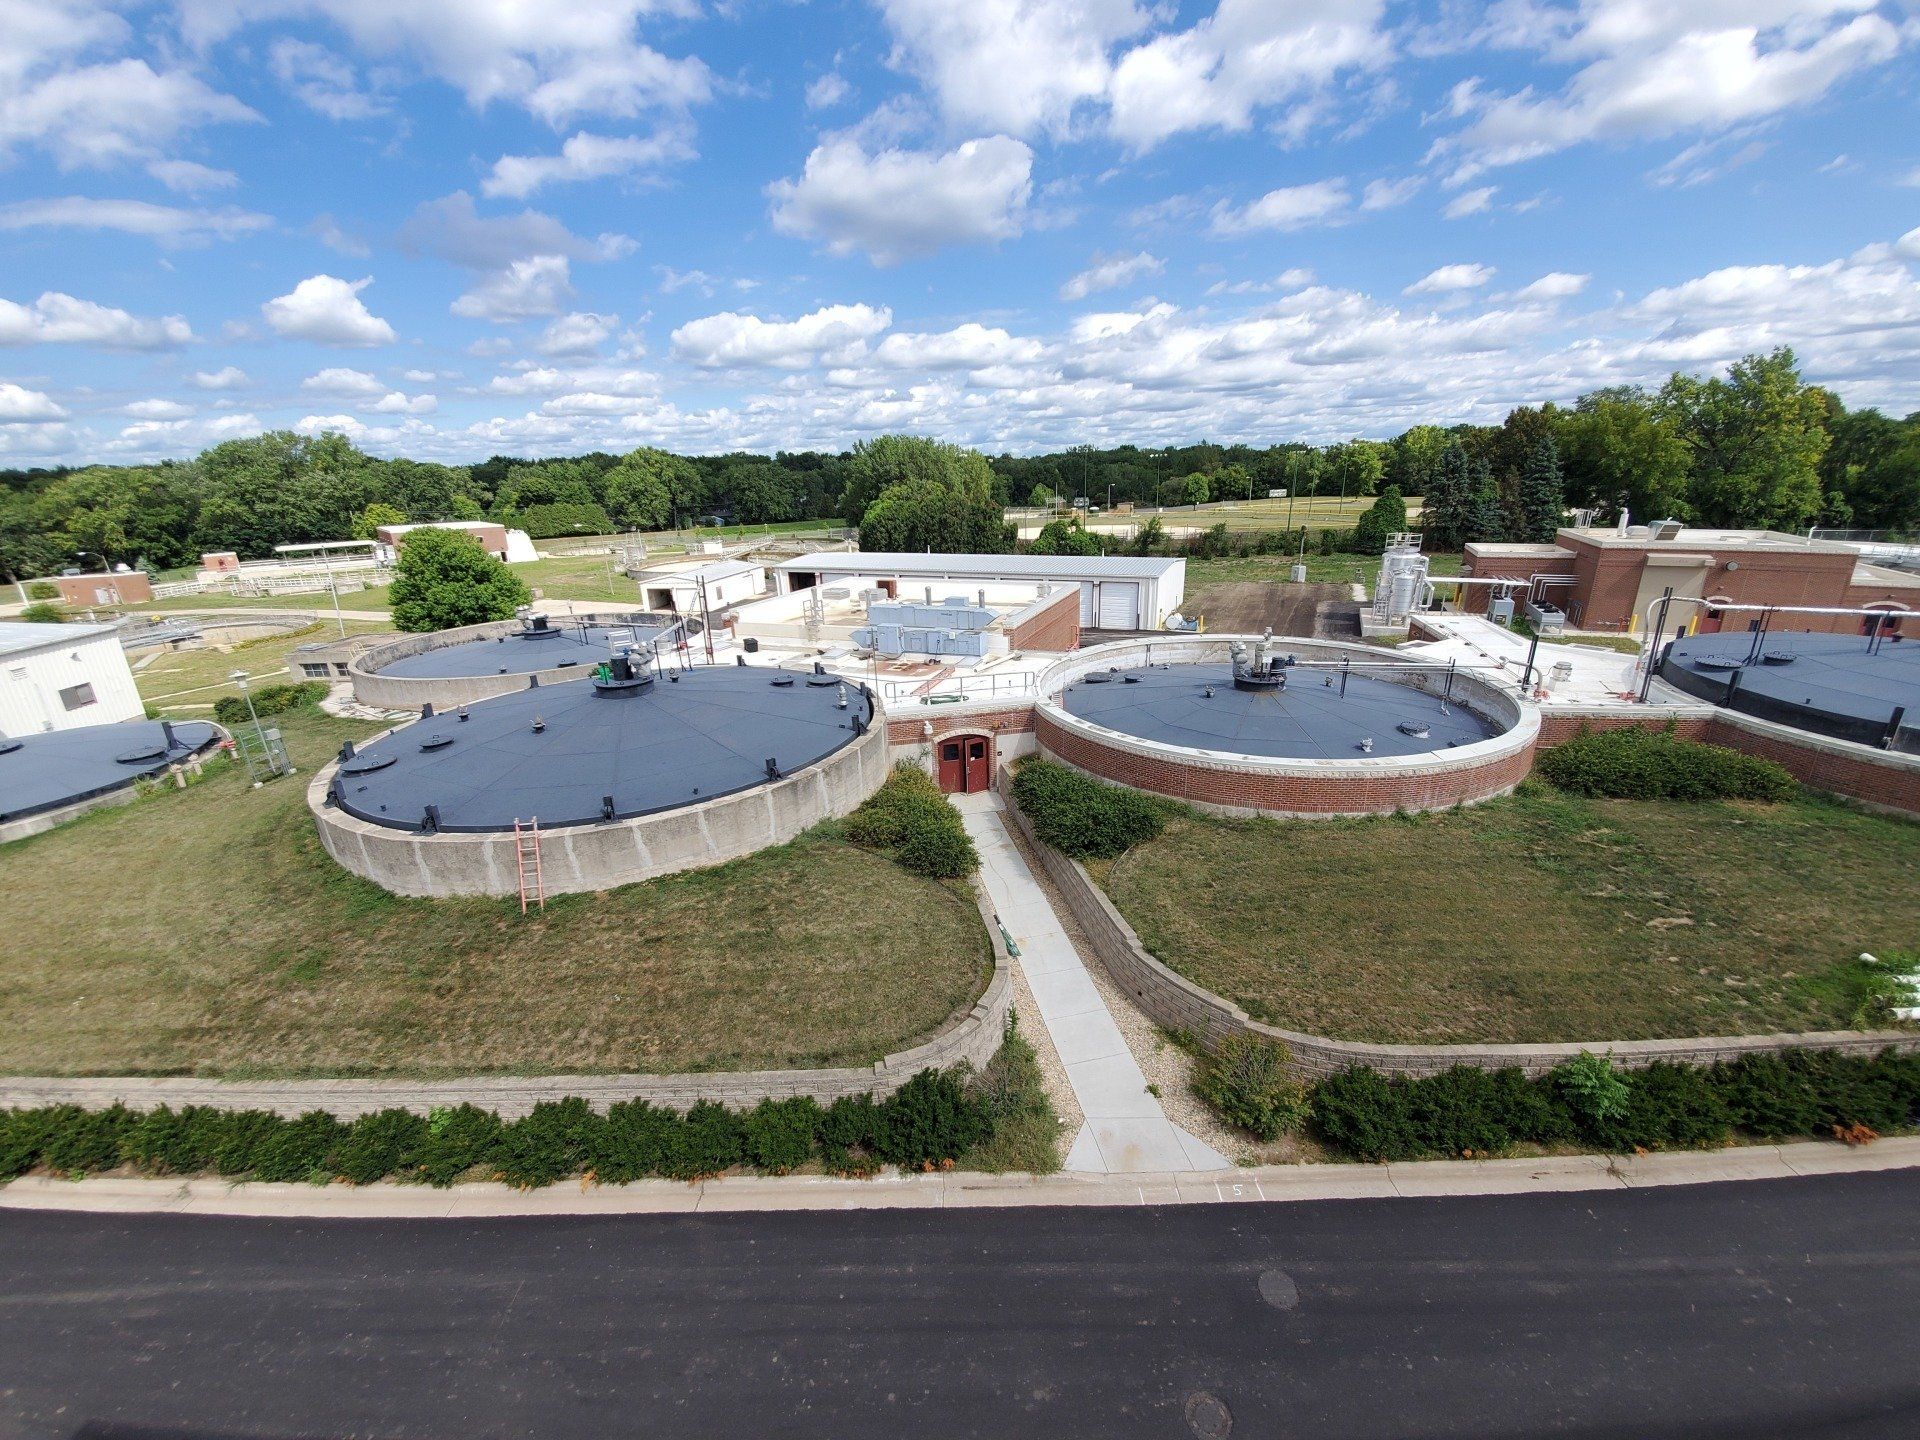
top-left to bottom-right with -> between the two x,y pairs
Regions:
955,790 -> 1232,1175
3,1137 -> 1913,1219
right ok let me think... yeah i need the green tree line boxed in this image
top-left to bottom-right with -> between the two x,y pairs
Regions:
4,348 -> 1915,581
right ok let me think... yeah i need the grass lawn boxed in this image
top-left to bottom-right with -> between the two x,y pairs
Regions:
1097,787 -> 1920,1045
135,620 -> 394,713
1185,550 -> 1463,589
0,709 -> 990,1079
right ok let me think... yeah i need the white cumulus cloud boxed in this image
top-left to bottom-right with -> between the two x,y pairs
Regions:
671,303 -> 892,368
0,292 -> 192,349
451,255 -> 574,322
768,135 -> 1033,265
1060,251 -> 1164,301
261,274 -> 396,346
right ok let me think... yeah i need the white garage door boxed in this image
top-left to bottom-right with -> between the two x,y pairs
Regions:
1079,583 -> 1098,627
1097,582 -> 1139,629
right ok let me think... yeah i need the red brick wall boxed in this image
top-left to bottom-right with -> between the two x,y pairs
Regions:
1534,708 -> 1920,817
886,704 -> 1036,746
1036,709 -> 1537,815
1457,553 -> 1575,615
1007,588 -> 1081,652
51,572 -> 153,605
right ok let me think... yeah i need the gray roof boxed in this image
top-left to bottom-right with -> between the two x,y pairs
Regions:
0,720 -> 220,823
1062,659 -> 1498,760
328,662 -> 872,832
0,621 -> 120,658
773,552 -> 1182,582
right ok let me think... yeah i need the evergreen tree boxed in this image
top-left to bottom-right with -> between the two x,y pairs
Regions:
1517,435 -> 1566,542
1464,457 -> 1504,544
1352,485 -> 1408,555
1420,442 -> 1474,550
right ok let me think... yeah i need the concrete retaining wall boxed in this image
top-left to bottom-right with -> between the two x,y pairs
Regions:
1033,636 -> 1540,818
996,770 -> 1918,1079
0,883 -> 1013,1119
309,708 -> 891,898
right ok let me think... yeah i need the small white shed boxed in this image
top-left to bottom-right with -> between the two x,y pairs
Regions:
0,622 -> 145,735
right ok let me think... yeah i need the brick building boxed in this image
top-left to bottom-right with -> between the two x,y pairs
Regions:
1461,526 -> 1920,635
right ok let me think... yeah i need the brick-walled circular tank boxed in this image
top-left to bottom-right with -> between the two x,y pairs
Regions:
1034,636 -> 1539,818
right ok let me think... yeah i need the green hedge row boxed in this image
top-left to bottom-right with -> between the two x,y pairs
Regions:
1010,756 -> 1167,860
212,680 -> 329,728
843,764 -> 978,877
1307,1048 -> 1920,1161
0,1067 -> 991,1187
1535,724 -> 1797,802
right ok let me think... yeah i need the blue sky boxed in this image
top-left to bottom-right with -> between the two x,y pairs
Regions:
2,0 -> 1918,467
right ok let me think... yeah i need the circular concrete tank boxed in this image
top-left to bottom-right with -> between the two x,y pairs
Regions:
348,611 -> 676,712
1035,636 -> 1538,817
311,659 -> 889,897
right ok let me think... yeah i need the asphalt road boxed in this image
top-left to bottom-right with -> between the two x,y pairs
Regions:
4,1172 -> 1918,1440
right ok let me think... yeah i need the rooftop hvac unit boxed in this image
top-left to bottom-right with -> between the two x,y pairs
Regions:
821,587 -> 851,600
1489,596 -> 1516,624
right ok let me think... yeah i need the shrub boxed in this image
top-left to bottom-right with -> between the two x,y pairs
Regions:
1309,1067 -> 1418,1161
1401,1066 -> 1523,1156
743,1097 -> 822,1175
330,1108 -> 430,1185
250,1111 -> 347,1183
1553,1052 -> 1631,1128
876,1068 -> 990,1169
496,1098 -> 603,1189
1010,756 -> 1166,861
817,1093 -> 883,1174
19,601 -> 66,623
35,1104 -> 129,1176
843,765 -> 977,877
213,680 -> 327,728
1191,1035 -> 1303,1141
1612,1063 -> 1732,1150
593,1100 -> 680,1183
415,1104 -> 504,1186
1536,725 -> 1796,802
665,1101 -> 746,1180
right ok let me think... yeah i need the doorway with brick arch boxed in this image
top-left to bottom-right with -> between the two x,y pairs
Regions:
935,733 -> 995,794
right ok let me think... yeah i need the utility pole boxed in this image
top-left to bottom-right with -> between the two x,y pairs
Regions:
696,572 -> 715,663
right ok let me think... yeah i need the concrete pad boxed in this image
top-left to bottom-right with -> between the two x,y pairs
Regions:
1247,1167 -> 1403,1202
1174,1126 -> 1235,1172
1065,1053 -> 1166,1118
1385,1154 -> 1620,1197
1044,1008 -> 1131,1064
1779,1137 -> 1920,1175
696,1177 -> 945,1212
1090,1118 -> 1201,1173
1024,965 -> 1109,1022
1612,1147 -> 1797,1188
1063,1123 -> 1105,1173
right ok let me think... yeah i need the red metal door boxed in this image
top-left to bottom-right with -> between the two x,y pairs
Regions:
964,737 -> 991,792
936,740 -> 964,792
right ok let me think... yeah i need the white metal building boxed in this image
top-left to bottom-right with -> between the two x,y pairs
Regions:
771,552 -> 1186,631
644,559 -> 767,615
0,622 -> 145,735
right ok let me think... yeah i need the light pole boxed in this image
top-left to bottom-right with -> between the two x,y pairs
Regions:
319,547 -> 347,638
227,668 -> 272,786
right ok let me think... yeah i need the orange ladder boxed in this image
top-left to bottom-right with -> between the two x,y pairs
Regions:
514,816 -> 546,914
